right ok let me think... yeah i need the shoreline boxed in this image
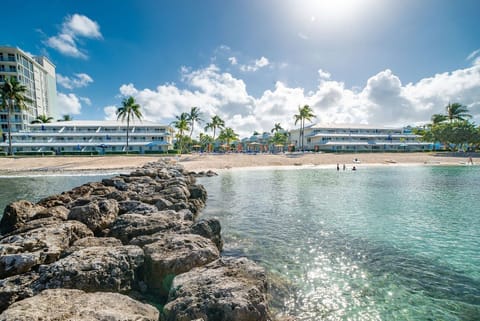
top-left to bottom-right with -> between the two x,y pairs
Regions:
0,153 -> 476,175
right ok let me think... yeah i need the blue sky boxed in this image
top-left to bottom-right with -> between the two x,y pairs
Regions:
2,0 -> 480,137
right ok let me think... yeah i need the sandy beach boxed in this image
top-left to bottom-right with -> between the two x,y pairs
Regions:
0,152 -> 476,175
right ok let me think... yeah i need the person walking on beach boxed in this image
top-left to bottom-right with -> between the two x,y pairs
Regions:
343,164 -> 346,171
337,163 -> 340,171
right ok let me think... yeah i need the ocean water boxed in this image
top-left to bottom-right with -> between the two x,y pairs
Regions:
1,167 -> 479,320
198,166 -> 480,320
0,174 -> 114,218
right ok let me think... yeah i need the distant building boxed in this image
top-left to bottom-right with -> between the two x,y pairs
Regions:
0,46 -> 57,132
0,120 -> 173,155
289,123 -> 432,152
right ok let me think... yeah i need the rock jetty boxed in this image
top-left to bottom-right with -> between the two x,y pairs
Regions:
0,160 -> 283,320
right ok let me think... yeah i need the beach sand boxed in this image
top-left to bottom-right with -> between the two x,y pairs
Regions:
0,152 -> 475,175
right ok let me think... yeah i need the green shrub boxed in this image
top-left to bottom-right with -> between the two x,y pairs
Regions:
14,151 -> 56,156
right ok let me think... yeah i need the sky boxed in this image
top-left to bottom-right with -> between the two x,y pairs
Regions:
2,0 -> 480,138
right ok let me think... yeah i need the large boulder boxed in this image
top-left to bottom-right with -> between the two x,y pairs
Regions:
0,289 -> 159,321
164,257 -> 271,321
33,245 -> 144,293
117,200 -> 158,215
190,218 -> 223,251
0,272 -> 39,313
143,233 -> 220,296
189,184 -> 208,202
0,221 -> 93,278
31,205 -> 69,221
0,201 -> 46,234
108,211 -> 192,244
63,236 -> 123,256
68,199 -> 119,235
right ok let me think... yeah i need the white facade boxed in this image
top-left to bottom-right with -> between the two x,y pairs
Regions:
290,123 -> 432,152
0,46 -> 57,132
0,120 -> 173,155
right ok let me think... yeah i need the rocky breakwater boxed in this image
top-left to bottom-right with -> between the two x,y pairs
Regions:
0,160 -> 277,321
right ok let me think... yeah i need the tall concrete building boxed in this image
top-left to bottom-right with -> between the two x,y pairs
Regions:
0,46 -> 57,133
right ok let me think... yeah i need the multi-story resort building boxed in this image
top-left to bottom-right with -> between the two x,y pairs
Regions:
0,46 -> 58,132
0,120 -> 173,155
290,123 -> 432,152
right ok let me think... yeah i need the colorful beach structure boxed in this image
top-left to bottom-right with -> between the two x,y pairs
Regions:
0,120 -> 174,155
289,123 -> 433,152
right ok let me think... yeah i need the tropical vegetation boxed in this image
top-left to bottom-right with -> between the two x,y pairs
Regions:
415,102 -> 480,151
0,77 -> 32,155
116,96 -> 143,153
31,114 -> 54,124
294,104 -> 316,152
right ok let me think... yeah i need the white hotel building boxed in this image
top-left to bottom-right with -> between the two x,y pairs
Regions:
0,46 -> 58,132
0,120 -> 174,155
290,123 -> 432,152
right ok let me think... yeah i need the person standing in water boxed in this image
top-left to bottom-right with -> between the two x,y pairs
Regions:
337,163 -> 340,171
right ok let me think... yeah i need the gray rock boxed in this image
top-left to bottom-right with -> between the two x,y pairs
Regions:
64,236 -> 123,256
34,245 -> 144,293
0,221 -> 93,277
164,257 -> 270,321
154,197 -> 173,210
0,272 -> 39,313
143,233 -> 220,295
190,218 -> 223,251
36,193 -> 72,208
0,289 -> 159,321
118,200 -> 158,215
31,205 -> 69,221
189,184 -> 208,202
68,199 -> 119,234
72,236 -> 123,247
0,201 -> 46,234
108,211 -> 192,244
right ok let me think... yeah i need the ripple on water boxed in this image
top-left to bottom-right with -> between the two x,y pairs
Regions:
199,166 -> 480,320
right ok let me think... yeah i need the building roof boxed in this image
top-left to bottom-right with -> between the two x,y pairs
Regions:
305,123 -> 404,130
29,120 -> 171,128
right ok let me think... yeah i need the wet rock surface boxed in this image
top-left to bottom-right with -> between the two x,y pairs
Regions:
0,160 -> 280,320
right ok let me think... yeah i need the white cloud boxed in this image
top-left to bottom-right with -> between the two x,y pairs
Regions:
57,73 -> 93,89
104,62 -> 480,138
46,14 -> 102,58
66,14 -> 102,39
467,48 -> 480,61
80,97 -> 92,106
57,93 -> 82,115
318,69 -> 331,80
228,57 -> 238,65
104,106 -> 117,120
239,56 -> 270,72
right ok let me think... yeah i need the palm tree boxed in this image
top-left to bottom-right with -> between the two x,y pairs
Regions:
446,102 -> 471,123
271,123 -> 283,133
58,114 -> 72,122
204,115 -> 225,141
116,96 -> 143,153
187,107 -> 203,139
31,114 -> 54,124
431,113 -> 448,125
218,127 -> 239,150
171,112 -> 190,153
1,77 -> 32,155
294,104 -> 316,152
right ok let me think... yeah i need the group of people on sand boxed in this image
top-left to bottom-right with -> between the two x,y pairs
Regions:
337,163 -> 356,171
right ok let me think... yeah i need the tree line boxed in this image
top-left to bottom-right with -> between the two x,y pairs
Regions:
414,102 -> 480,151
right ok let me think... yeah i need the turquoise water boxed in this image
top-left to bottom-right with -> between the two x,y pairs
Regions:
198,166 -> 480,320
0,174 -> 114,219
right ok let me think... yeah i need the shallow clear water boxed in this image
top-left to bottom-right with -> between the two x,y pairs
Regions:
198,166 -> 480,320
0,174 -> 114,218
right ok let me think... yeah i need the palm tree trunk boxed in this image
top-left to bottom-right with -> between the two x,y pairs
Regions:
190,121 -> 194,139
126,116 -> 130,154
301,118 -> 305,152
7,106 -> 12,156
